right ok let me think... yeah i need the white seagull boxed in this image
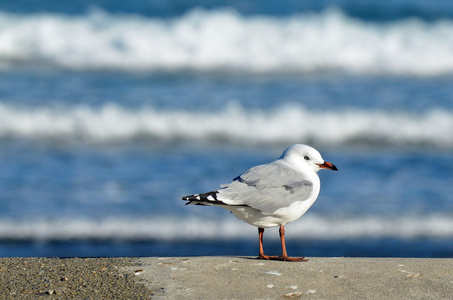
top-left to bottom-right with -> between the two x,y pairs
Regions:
182,144 -> 338,261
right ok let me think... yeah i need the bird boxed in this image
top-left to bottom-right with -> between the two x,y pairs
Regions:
182,144 -> 338,261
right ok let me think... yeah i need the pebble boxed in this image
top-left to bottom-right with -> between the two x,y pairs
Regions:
265,271 -> 282,276
284,291 -> 304,298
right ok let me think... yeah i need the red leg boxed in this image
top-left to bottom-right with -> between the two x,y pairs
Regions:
257,228 -> 280,260
279,225 -> 307,262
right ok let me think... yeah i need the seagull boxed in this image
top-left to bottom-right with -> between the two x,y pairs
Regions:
182,144 -> 338,261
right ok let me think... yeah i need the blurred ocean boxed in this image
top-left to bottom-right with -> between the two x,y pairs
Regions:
0,0 -> 453,258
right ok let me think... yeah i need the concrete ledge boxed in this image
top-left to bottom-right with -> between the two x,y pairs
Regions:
127,256 -> 453,299
1,257 -> 452,299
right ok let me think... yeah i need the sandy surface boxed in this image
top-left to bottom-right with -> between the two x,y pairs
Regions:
126,256 -> 453,299
2,256 -> 453,299
0,257 -> 152,299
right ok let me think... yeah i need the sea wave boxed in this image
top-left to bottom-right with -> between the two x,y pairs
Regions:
0,103 -> 452,148
1,215 -> 453,241
1,8 -> 453,75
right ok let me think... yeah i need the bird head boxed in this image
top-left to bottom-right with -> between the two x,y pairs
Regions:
280,144 -> 338,173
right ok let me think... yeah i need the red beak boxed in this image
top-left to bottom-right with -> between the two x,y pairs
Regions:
318,161 -> 338,171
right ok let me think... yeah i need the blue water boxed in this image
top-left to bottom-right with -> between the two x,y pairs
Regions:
0,0 -> 453,258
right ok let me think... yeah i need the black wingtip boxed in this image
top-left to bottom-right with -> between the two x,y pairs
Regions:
181,191 -> 227,206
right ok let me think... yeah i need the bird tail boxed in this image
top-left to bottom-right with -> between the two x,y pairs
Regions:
182,191 -> 224,206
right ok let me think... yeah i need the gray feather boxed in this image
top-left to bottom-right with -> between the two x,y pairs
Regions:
217,162 -> 313,215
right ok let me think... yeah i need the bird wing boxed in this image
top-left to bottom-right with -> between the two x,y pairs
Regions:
217,162 -> 314,215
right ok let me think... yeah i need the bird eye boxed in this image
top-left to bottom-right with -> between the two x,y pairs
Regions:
304,156 -> 310,160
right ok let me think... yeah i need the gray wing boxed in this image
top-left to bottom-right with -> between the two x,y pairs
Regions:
217,162 -> 314,215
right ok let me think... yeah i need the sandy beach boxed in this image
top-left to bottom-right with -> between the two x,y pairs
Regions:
0,257 -> 153,299
2,256 -> 452,299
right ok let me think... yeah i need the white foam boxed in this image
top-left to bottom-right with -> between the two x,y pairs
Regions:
0,215 -> 453,241
1,8 -> 453,75
0,102 -> 452,148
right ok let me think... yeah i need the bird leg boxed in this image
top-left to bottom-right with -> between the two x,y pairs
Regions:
278,225 -> 307,262
257,226 -> 307,261
257,228 -> 280,260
